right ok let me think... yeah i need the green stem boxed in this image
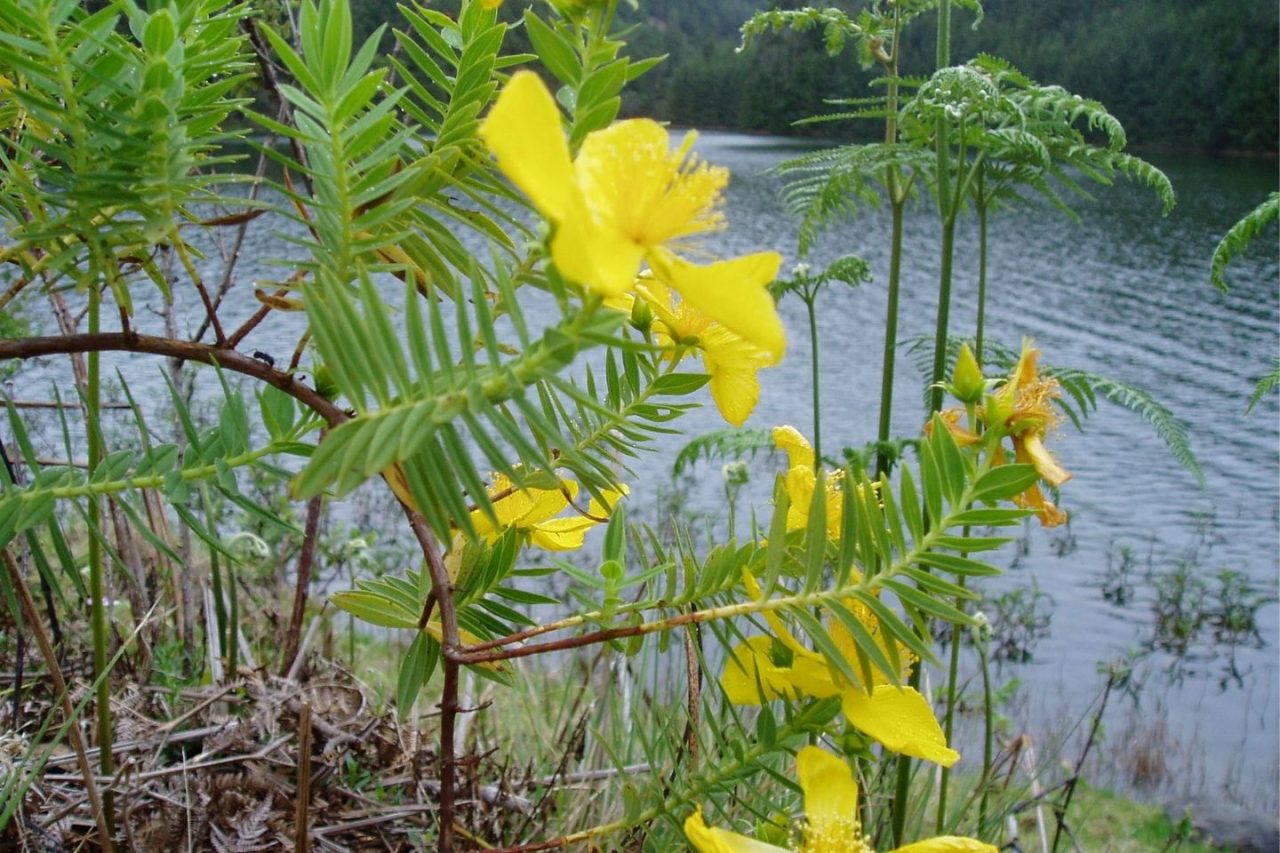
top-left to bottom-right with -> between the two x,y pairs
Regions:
896,3 -> 953,844
86,284 -> 112,768
979,639 -> 993,831
935,574 -> 967,833
927,217 -> 958,415
875,199 -> 905,479
874,2 -> 905,481
805,293 -> 822,464
975,177 -> 988,363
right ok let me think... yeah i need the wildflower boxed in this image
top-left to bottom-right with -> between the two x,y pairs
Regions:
773,426 -> 843,538
720,572 -> 959,767
932,340 -> 1072,527
468,473 -> 626,551
622,278 -> 774,426
684,746 -> 997,853
986,341 -> 1071,527
478,71 -> 785,360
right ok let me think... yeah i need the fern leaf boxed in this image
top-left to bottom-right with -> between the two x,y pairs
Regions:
1245,358 -> 1280,415
671,429 -> 775,479
1211,192 -> 1279,292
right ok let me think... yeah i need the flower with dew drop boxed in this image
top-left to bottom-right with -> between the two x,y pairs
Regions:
684,746 -> 997,853
478,71 -> 785,360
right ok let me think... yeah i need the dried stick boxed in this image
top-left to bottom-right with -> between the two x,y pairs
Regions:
296,702 -> 313,853
2,548 -> 114,852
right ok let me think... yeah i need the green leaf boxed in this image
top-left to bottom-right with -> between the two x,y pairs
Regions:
650,373 -> 711,396
969,463 -> 1039,504
331,590 -> 418,629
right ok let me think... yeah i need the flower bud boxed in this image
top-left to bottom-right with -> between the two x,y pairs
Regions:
951,342 -> 985,404
629,296 -> 653,332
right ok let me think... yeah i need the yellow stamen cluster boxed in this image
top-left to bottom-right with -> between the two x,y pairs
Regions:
799,815 -> 874,853
578,123 -> 728,249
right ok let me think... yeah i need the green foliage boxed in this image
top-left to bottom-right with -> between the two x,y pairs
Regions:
1211,191 -> 1280,292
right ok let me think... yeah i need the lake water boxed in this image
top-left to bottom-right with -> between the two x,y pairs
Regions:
11,133 -> 1277,812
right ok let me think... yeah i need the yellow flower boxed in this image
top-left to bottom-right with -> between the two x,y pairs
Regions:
773,426 -> 844,539
469,474 -> 626,551
988,341 -> 1071,527
478,71 -> 785,360
684,746 -> 997,853
720,572 -> 958,767
479,0 -> 502,8
622,278 -> 774,427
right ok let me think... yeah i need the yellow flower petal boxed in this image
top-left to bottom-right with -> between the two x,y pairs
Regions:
700,326 -> 771,427
528,516 -> 596,551
773,425 -> 814,471
841,685 -> 960,767
478,71 -> 574,222
650,249 -> 785,361
480,0 -> 503,8
1017,433 -> 1071,488
550,195 -> 647,295
720,637 -> 802,703
891,837 -> 998,853
796,746 -> 860,829
684,808 -> 788,853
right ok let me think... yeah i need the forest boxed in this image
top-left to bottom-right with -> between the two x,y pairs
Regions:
347,0 -> 1280,151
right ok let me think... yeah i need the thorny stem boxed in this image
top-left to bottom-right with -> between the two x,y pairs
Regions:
3,549 -> 114,852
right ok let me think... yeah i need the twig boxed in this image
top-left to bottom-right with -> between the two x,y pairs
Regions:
2,548 -> 114,852
281,494 -> 323,675
0,332 -> 347,427
1,399 -> 131,410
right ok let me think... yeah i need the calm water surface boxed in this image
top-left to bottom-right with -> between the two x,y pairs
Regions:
14,134 -> 1277,810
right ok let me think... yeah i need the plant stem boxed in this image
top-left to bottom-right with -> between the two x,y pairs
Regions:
935,575 -> 967,833
979,640 -> 993,831
927,217 -> 959,415
875,199 -> 905,479
975,170 -> 988,363
281,494 -> 323,675
85,283 -> 114,833
805,292 -> 822,464
874,2 -> 906,480
896,2 -> 953,844
3,549 -> 113,852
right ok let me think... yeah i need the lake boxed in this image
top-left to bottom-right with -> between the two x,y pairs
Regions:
10,132 -> 1277,812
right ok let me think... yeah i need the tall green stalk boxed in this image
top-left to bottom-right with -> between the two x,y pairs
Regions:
894,0 -> 955,843
86,277 -> 113,829
805,294 -> 822,465
874,1 -> 907,481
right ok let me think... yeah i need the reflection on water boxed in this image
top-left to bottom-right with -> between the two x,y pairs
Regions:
10,134 -> 1278,809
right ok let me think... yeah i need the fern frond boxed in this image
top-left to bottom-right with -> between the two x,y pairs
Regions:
1245,358 -> 1280,415
1211,192 -> 1279,292
671,429 -> 775,478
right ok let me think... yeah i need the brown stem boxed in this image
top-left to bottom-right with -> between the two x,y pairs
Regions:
452,609 -> 713,666
3,549 -> 114,852
0,332 -> 346,427
279,494 -> 323,676
404,514 -> 461,852
295,702 -> 312,853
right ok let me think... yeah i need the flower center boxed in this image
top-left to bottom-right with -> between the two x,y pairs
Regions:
799,814 -> 874,853
575,119 -> 727,250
